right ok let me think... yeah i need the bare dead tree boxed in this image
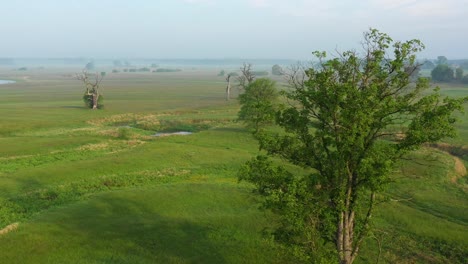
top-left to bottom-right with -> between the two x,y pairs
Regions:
225,74 -> 232,101
283,62 -> 308,90
76,69 -> 104,110
236,63 -> 255,92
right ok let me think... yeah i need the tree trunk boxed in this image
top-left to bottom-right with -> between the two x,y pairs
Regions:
338,166 -> 358,264
92,93 -> 98,110
338,210 -> 356,264
226,76 -> 231,101
337,191 -> 376,264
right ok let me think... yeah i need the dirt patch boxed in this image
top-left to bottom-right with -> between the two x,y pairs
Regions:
154,131 -> 193,137
425,143 -> 467,184
0,223 -> 19,236
427,143 -> 468,157
77,143 -> 110,151
88,113 -> 166,127
0,154 -> 34,161
451,157 -> 467,183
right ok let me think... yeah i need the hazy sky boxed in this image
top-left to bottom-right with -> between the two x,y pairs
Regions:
1,0 -> 467,59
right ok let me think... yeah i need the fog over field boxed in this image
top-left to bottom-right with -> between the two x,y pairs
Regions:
0,1 -> 467,264
1,0 -> 467,60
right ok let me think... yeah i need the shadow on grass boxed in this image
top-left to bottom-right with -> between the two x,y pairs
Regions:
53,195 -> 227,263
60,106 -> 87,109
0,174 -> 43,200
210,127 -> 247,133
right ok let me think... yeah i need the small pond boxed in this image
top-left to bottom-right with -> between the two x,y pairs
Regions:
154,131 -> 193,137
0,80 -> 16,85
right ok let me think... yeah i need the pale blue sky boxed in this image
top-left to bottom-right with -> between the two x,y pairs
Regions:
1,0 -> 467,59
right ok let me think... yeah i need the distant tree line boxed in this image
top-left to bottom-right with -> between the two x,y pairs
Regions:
113,67 -> 182,73
429,56 -> 468,84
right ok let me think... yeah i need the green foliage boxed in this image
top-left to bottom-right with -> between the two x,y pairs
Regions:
239,29 -> 468,263
82,94 -> 104,109
272,64 -> 283,75
238,156 -> 337,262
117,127 -> 132,139
217,70 -> 225,76
238,78 -> 279,133
431,64 -> 454,82
437,56 -> 448,65
455,67 -> 464,81
157,119 -> 209,132
0,64 -> 467,263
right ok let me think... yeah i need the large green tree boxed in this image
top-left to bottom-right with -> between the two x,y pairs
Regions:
238,78 -> 279,133
437,55 -> 448,65
431,64 -> 454,82
239,29 -> 467,263
455,67 -> 464,81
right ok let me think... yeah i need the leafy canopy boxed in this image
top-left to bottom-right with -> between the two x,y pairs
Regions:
238,78 -> 279,133
239,29 -> 467,263
431,64 -> 454,82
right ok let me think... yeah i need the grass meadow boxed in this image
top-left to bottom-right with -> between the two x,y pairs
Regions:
0,68 -> 467,263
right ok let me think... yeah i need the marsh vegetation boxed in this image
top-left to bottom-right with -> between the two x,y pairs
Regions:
0,56 -> 466,263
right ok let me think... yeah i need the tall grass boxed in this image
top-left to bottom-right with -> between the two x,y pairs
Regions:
0,70 -> 466,263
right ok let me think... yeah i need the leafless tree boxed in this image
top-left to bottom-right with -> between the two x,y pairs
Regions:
283,62 -> 309,90
225,74 -> 232,101
236,63 -> 255,92
76,69 -> 104,110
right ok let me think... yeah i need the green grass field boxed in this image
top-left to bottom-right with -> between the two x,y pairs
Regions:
0,68 -> 467,263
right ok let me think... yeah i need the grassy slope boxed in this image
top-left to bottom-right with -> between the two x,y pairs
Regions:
0,70 -> 467,263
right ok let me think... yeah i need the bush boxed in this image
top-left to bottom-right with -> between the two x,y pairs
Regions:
157,120 -> 210,132
117,127 -> 132,140
83,94 -> 104,109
